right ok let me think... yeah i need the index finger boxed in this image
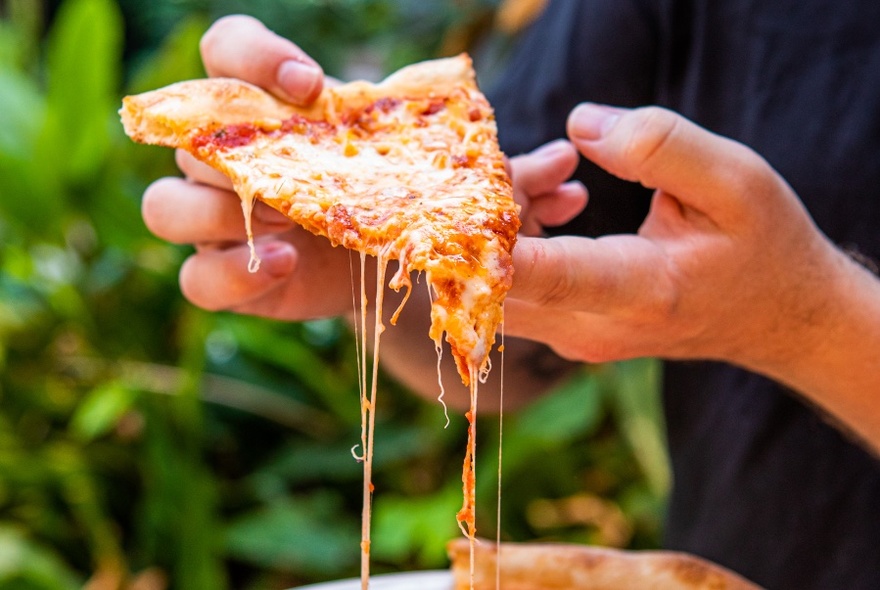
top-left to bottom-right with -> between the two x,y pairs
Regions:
200,15 -> 324,105
509,235 -> 673,317
567,104 -> 788,226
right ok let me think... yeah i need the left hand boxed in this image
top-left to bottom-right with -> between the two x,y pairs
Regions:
506,104 -> 841,372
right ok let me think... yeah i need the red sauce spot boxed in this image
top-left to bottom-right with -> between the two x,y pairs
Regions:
191,113 -> 334,152
368,97 -> 402,113
422,99 -> 446,116
451,154 -> 471,168
191,123 -> 258,149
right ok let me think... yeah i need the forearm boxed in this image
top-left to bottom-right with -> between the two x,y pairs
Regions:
746,246 -> 880,453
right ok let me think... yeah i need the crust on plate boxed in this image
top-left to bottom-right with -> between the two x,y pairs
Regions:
119,53 -> 477,147
447,539 -> 764,590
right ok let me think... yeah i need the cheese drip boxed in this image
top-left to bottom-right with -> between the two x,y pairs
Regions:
455,366 -> 479,590
240,193 -> 261,273
351,252 -> 388,590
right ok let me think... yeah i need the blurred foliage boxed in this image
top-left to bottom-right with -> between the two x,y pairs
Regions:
0,0 -> 669,588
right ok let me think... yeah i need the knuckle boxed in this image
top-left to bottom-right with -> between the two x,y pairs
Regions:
538,272 -> 578,307
641,276 -> 679,323
728,147 -> 781,199
621,106 -> 679,183
200,15 -> 260,61
523,241 -> 579,307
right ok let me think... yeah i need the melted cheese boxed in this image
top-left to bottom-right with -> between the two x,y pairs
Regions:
122,67 -> 519,590
194,92 -> 517,390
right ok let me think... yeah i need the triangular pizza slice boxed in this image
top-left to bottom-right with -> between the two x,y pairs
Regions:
120,54 -> 519,386
121,53 -> 520,587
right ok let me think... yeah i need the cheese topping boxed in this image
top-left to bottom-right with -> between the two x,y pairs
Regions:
120,55 -> 520,590
190,91 -> 517,384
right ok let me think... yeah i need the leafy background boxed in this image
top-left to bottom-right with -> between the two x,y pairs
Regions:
0,0 -> 670,588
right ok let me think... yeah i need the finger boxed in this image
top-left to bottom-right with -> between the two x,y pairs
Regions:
503,299 -> 646,363
200,15 -> 323,105
510,235 -> 674,317
510,139 -> 581,197
528,181 -> 588,228
142,177 -> 291,244
176,150 -> 232,190
180,240 -> 296,311
567,104 -> 782,224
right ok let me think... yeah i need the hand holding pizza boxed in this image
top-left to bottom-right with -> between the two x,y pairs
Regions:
507,103 -> 880,449
143,16 -> 586,320
140,15 -> 585,323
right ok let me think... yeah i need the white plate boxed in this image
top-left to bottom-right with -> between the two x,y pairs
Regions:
297,570 -> 453,589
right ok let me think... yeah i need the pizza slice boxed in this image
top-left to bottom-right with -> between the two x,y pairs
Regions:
120,54 -> 519,588
120,54 -> 519,385
447,539 -> 765,590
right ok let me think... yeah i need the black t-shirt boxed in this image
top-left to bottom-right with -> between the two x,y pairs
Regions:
488,1 -> 880,588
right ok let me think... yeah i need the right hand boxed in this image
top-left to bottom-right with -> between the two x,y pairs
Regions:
141,15 -> 583,322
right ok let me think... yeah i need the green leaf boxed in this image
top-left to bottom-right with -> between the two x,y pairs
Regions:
126,16 -> 208,94
604,359 -> 670,497
0,71 -> 43,157
0,525 -> 82,590
224,494 -> 359,578
227,318 -> 360,423
372,484 -> 461,567
0,70 -> 61,233
69,382 -> 137,441
40,0 -> 123,183
514,369 -> 604,446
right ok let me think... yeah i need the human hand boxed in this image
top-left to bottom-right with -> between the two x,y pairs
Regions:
142,16 -> 586,323
507,104 -> 843,374
508,139 -> 587,236
142,16 -> 357,320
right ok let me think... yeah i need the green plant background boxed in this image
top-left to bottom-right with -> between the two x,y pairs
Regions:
0,0 -> 670,588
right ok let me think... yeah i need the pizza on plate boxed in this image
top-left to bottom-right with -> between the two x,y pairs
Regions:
120,54 -> 519,588
447,538 -> 765,590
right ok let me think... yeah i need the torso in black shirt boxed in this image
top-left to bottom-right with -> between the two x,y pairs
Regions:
488,1 -> 880,588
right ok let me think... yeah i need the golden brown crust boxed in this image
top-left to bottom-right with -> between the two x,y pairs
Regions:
120,78 -> 298,146
119,54 -> 476,146
447,539 -> 765,590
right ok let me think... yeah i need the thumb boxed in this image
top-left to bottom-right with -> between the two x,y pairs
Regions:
567,104 -> 779,225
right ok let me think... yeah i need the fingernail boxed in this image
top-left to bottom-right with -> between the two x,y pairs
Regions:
276,60 -> 322,104
569,103 -> 620,140
534,138 -> 572,159
256,241 -> 295,278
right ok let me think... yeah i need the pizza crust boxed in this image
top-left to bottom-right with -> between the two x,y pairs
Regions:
120,54 -> 478,147
447,539 -> 765,590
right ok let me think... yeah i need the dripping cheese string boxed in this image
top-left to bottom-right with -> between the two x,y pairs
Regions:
496,314 -> 505,590
456,361 -> 479,590
241,194 -> 261,273
428,282 -> 451,428
362,254 -> 388,589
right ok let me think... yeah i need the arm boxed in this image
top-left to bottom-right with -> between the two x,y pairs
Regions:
505,103 -> 880,451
